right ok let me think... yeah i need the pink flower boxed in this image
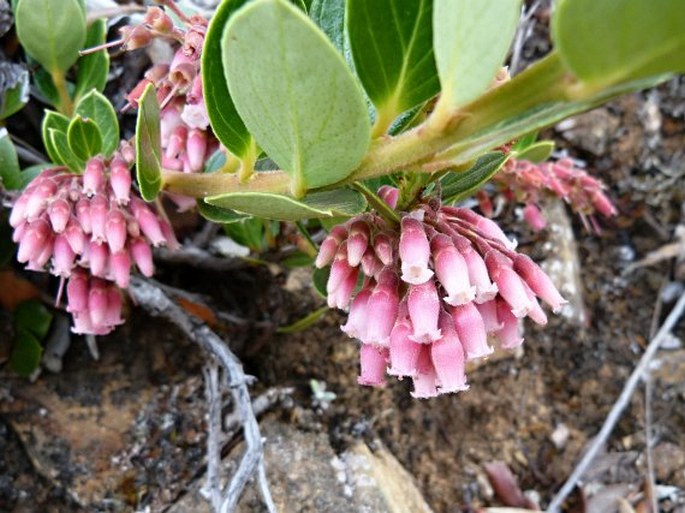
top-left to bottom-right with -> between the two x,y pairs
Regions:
399,217 -> 433,284
357,344 -> 388,386
407,280 -> 442,343
431,311 -> 468,393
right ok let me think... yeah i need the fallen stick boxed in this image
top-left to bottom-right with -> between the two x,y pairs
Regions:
128,277 -> 276,513
547,291 -> 685,512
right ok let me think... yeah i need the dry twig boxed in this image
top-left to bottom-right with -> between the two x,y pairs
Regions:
547,291 -> 685,512
128,277 -> 275,513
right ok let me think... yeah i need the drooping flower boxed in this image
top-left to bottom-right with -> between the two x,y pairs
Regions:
316,187 -> 566,397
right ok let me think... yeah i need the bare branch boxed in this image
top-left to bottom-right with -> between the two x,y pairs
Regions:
547,291 -> 685,512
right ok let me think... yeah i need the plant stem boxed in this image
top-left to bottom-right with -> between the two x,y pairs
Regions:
351,181 -> 400,225
161,52 -> 664,201
51,71 -> 74,117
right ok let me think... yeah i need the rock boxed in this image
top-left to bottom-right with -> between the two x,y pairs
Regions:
170,420 -> 435,513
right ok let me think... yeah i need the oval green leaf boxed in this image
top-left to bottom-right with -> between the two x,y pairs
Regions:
74,90 -> 119,156
135,84 -> 162,201
15,0 -> 86,74
205,188 -> 367,221
41,110 -> 70,164
14,299 -> 53,339
514,140 -> 554,164
433,0 -> 521,109
196,200 -> 249,224
49,128 -> 84,172
67,116 -> 103,161
10,329 -> 43,377
223,0 -> 370,196
202,0 -> 253,158
74,18 -> 110,100
0,128 -> 22,190
552,0 -> 685,89
309,0 -> 345,53
347,0 -> 438,129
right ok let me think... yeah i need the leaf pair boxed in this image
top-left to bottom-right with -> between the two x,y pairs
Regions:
41,91 -> 119,172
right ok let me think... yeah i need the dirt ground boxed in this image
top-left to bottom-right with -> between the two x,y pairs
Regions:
1,5 -> 685,513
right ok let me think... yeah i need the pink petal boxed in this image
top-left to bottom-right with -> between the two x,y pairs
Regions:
407,280 -> 442,343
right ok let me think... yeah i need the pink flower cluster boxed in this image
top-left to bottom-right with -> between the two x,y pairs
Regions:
316,188 -> 566,398
9,154 -> 178,334
123,6 -> 218,211
483,157 -> 617,232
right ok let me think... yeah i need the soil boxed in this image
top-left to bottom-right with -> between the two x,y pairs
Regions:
1,4 -> 685,513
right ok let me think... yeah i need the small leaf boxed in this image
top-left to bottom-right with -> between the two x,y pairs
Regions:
67,116 -> 103,161
309,0 -> 345,52
552,0 -> 685,89
14,299 -> 52,339
41,110 -> 69,164
347,0 -> 438,128
0,128 -> 22,190
33,66 -> 61,107
442,152 -> 509,203
74,90 -> 119,156
49,128 -> 84,172
281,251 -> 314,268
196,200 -> 249,224
10,329 -> 43,377
433,0 -> 521,109
223,0 -> 370,195
74,19 -> 110,100
135,83 -> 162,201
205,188 -> 367,221
202,0 -> 253,158
15,0 -> 86,74
0,62 -> 30,119
312,266 -> 330,298
514,140 -> 554,163
512,132 -> 538,152
277,305 -> 328,333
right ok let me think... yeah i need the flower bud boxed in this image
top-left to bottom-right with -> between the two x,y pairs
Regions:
399,217 -> 433,285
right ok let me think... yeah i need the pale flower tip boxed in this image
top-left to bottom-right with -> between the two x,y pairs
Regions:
474,284 -> 499,303
400,265 -> 434,285
357,344 -> 388,387
443,287 -> 477,307
409,329 -> 442,344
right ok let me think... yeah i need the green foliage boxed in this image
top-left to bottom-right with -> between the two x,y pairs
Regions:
553,0 -> 685,90
347,0 -> 438,129
441,152 -> 509,204
74,90 -> 119,157
0,129 -> 22,190
514,140 -> 555,163
196,200 -> 249,224
205,188 -> 367,221
10,300 -> 53,378
202,0 -> 253,158
277,306 -> 328,333
0,65 -> 29,120
312,266 -> 330,298
309,0 -> 345,52
433,0 -> 521,109
74,19 -> 110,100
15,0 -> 86,75
223,0 -> 370,196
67,116 -> 103,161
49,127 -> 84,172
41,110 -> 71,164
135,84 -> 162,201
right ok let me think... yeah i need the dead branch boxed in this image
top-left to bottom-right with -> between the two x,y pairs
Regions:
547,291 -> 685,513
128,277 -> 275,513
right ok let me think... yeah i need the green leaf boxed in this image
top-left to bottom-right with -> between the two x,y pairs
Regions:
512,131 -> 538,152
0,64 -> 30,120
74,19 -> 110,100
281,251 -> 314,268
49,128 -> 84,172
33,66 -> 61,108
309,0 -> 345,52
15,0 -> 86,74
14,300 -> 53,339
223,0 -> 370,196
67,116 -> 103,161
0,128 -> 22,190
442,152 -> 509,203
135,84 -> 162,201
433,0 -> 521,109
205,188 -> 367,221
553,0 -> 685,90
41,110 -> 70,164
277,305 -> 328,333
202,0 -> 253,158
74,90 -> 119,156
10,329 -> 43,377
312,266 -> 329,298
347,0 -> 438,129
514,140 -> 554,164
196,200 -> 249,224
